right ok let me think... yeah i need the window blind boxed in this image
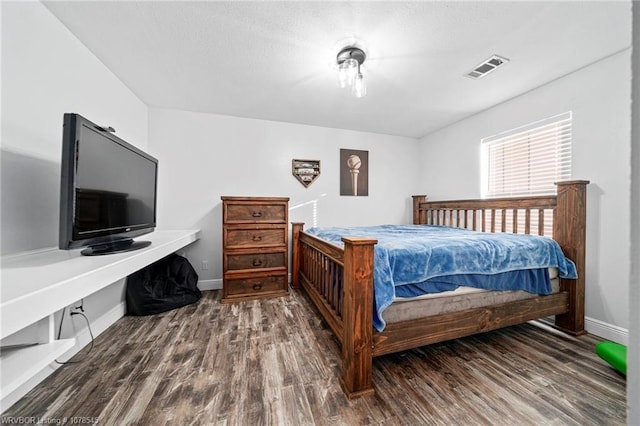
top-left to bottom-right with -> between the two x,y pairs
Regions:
481,111 -> 572,198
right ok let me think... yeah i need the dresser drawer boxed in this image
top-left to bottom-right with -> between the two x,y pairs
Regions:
226,251 -> 286,271
224,275 -> 288,297
224,227 -> 286,249
224,202 -> 287,223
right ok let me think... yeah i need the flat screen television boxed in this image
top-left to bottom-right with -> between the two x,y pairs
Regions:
59,113 -> 158,256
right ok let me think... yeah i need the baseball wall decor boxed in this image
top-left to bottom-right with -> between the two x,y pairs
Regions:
340,149 -> 368,196
292,159 -> 320,188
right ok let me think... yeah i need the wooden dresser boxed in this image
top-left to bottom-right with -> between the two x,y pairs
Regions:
221,196 -> 289,303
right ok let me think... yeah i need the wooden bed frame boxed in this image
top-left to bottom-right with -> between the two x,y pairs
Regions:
291,180 -> 589,399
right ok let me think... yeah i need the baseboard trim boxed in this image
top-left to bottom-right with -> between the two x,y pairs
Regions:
198,278 -> 222,291
585,316 -> 628,345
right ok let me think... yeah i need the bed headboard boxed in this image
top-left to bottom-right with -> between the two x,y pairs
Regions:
412,180 -> 589,332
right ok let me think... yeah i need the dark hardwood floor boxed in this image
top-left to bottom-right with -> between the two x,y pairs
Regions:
3,290 -> 626,425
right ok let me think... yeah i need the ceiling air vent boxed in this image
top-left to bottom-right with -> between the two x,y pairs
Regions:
465,55 -> 509,79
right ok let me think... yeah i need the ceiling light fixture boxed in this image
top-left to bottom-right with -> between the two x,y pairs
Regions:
336,46 -> 366,98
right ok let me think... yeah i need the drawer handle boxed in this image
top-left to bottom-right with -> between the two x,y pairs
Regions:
252,259 -> 263,267
252,211 -> 263,218
252,235 -> 263,241
253,284 -> 262,291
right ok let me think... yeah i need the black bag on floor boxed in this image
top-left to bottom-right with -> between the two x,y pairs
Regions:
126,253 -> 201,315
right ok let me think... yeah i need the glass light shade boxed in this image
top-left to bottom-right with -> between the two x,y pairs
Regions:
345,59 -> 358,84
352,73 -> 366,98
338,58 -> 358,87
338,66 -> 349,88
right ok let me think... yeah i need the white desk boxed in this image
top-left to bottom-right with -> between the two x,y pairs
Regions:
0,229 -> 199,409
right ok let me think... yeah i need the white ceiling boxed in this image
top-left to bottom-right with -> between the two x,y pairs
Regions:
43,1 -> 631,139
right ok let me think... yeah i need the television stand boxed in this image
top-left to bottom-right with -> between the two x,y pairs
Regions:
0,230 -> 199,412
81,239 -> 152,256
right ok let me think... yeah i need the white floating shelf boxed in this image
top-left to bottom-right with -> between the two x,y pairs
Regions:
0,229 -> 200,412
1,338 -> 75,398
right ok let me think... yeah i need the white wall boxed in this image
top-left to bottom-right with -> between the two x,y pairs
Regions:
1,1 -> 148,408
148,108 -> 420,286
418,50 -> 632,340
1,2 -> 149,254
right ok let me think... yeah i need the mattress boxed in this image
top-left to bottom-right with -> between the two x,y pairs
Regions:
306,225 -> 576,331
383,268 -> 559,324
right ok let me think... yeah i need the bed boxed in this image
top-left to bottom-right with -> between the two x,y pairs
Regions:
290,180 -> 589,399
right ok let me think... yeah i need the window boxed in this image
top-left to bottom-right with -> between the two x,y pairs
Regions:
481,111 -> 572,198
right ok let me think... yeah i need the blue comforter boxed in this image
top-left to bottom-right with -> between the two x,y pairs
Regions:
305,225 -> 577,331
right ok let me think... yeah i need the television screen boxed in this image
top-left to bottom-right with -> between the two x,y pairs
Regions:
59,113 -> 158,255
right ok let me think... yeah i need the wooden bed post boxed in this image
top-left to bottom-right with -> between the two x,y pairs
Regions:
412,195 -> 427,224
291,222 -> 304,289
339,236 -> 377,399
553,180 -> 589,335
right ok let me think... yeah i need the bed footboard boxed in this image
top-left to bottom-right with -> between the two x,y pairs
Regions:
291,223 -> 377,398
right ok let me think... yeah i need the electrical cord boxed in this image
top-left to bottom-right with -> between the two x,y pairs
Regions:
55,302 -> 95,365
56,306 -> 67,341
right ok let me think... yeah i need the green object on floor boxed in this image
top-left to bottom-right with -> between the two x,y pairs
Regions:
595,341 -> 627,375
